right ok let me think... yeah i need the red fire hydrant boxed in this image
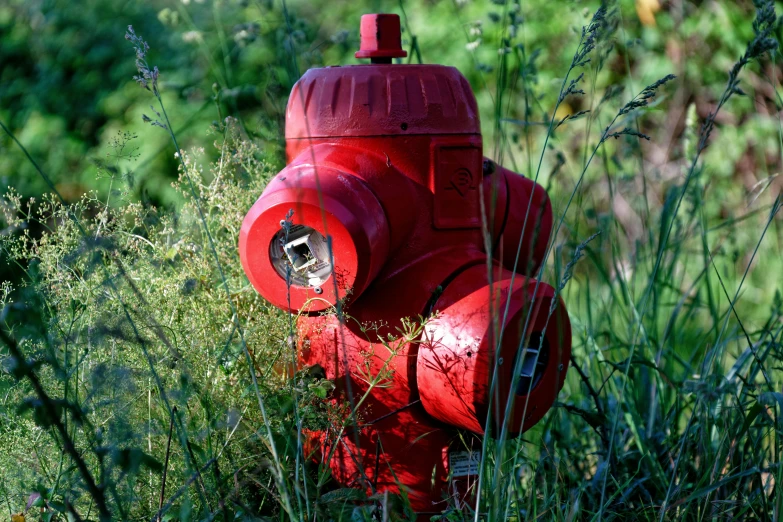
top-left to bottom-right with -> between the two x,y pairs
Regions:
239,14 -> 572,514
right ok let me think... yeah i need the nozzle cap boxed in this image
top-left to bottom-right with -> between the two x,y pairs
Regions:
418,265 -> 572,436
239,165 -> 390,313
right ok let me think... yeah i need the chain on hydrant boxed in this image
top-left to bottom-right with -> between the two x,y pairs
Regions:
238,13 -> 572,515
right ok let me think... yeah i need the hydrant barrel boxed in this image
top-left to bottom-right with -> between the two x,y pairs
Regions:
238,12 -> 573,514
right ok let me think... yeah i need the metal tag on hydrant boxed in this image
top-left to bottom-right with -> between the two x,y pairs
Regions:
448,451 -> 481,478
238,12 -> 572,514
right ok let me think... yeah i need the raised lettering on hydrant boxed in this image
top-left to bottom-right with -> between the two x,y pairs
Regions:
239,13 -> 572,514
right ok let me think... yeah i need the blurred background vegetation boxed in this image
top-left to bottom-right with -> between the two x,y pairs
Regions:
3,0 -> 780,310
2,0 -> 783,520
5,0 -> 778,204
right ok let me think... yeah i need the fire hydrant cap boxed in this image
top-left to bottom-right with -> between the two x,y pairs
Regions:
238,164 -> 391,312
417,265 -> 572,436
355,14 -> 408,59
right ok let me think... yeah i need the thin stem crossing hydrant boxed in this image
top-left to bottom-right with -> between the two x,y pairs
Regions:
239,13 -> 572,515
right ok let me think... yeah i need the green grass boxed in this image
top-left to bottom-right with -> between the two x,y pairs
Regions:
2,0 -> 783,520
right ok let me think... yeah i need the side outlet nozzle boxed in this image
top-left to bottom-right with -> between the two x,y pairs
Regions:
239,162 -> 390,312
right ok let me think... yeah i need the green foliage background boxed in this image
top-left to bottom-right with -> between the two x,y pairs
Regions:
2,0 -> 783,520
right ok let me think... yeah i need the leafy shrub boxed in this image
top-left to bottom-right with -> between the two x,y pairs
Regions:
0,123 -> 315,519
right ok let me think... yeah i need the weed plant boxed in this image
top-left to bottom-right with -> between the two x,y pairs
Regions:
2,0 -> 783,521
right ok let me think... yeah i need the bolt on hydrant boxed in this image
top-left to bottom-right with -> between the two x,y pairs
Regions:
239,13 -> 572,515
